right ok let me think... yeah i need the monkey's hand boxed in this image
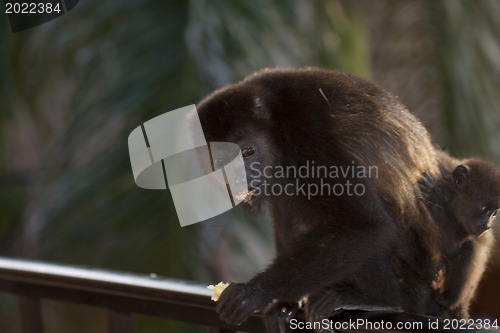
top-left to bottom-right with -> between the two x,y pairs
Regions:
216,282 -> 273,325
418,172 -> 434,195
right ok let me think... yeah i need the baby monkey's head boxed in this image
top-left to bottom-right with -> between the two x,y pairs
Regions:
444,159 -> 500,236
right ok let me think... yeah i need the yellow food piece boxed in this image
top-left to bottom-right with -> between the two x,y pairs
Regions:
207,282 -> 229,302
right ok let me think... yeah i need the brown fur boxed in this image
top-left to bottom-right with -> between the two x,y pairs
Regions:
421,154 -> 500,318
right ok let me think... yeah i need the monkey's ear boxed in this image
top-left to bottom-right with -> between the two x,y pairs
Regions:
252,97 -> 271,121
452,165 -> 470,185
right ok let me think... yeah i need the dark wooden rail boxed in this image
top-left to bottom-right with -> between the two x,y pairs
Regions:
0,257 -> 498,333
0,257 -> 266,333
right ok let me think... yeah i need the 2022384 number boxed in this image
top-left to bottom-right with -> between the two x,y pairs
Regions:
5,2 -> 61,14
442,318 -> 499,330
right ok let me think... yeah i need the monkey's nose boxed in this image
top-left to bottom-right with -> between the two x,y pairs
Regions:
491,209 -> 499,221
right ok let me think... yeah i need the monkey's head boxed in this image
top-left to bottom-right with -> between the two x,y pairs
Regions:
196,83 -> 279,208
444,159 -> 500,236
195,69 -> 345,210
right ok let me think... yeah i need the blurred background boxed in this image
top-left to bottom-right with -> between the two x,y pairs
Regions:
1,0 -> 499,332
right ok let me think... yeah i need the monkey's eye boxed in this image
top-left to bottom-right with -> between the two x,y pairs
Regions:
242,146 -> 256,158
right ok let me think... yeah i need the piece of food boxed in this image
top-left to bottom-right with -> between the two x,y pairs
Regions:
207,282 -> 229,302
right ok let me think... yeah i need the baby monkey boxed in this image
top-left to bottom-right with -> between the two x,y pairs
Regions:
420,157 -> 500,318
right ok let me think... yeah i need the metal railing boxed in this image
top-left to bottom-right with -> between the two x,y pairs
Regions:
0,257 -> 498,333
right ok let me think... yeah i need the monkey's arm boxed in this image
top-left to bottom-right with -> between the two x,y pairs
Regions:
439,244 -> 473,310
439,238 -> 492,319
216,217 -> 395,325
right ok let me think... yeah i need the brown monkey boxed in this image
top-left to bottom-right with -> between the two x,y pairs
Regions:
196,67 -> 455,327
421,157 -> 500,318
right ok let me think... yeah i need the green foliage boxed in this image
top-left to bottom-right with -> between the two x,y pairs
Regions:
428,0 -> 500,161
